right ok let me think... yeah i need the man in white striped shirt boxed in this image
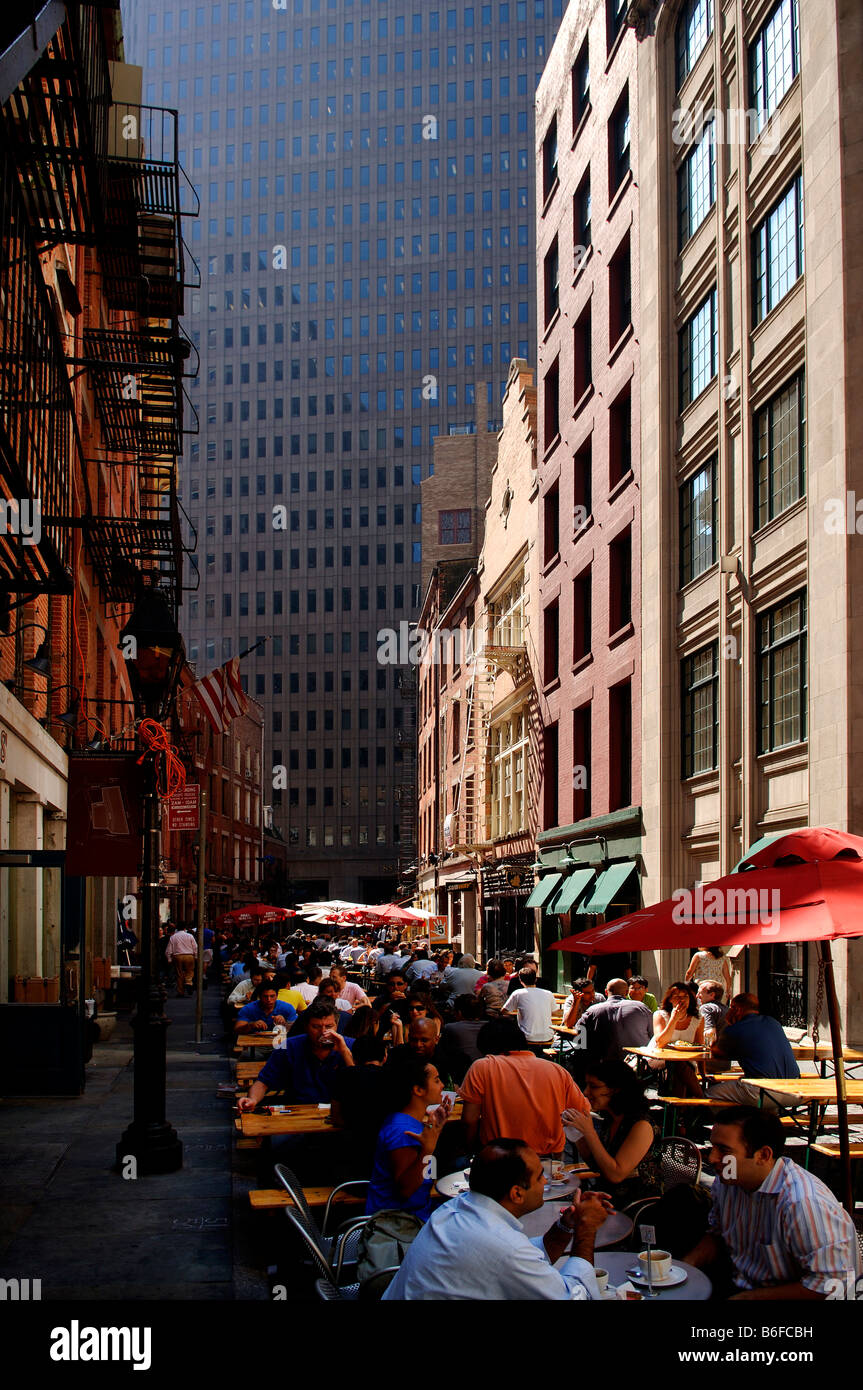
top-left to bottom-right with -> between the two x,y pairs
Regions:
685,1106 -> 860,1299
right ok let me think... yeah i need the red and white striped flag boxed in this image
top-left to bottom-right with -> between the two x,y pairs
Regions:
192,657 -> 248,732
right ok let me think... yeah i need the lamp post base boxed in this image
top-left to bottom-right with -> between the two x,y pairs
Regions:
116,1123 -> 183,1176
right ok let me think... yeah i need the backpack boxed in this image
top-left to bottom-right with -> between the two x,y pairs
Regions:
355,1209 -> 423,1288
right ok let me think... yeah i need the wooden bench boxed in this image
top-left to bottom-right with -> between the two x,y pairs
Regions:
248,1187 -> 366,1211
809,1141 -> 863,1159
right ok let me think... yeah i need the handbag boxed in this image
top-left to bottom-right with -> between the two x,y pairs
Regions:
356,1209 -> 423,1285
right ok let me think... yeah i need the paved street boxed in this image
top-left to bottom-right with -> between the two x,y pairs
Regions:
0,990 -> 266,1301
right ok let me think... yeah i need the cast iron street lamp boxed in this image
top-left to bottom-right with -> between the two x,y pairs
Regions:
116,576 -> 185,1175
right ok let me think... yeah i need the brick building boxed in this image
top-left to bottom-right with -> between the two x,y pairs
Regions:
163,677 -> 265,926
0,4 -> 192,1090
532,0 -> 643,986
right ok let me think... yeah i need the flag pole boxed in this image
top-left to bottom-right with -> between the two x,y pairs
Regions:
237,638 -> 268,660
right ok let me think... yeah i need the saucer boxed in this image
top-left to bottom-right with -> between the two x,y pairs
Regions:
625,1264 -> 688,1289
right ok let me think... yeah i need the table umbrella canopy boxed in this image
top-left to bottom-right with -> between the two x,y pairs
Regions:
551,858 -> 863,957
218,905 -> 297,927
550,827 -> 863,1213
364,902 -> 429,924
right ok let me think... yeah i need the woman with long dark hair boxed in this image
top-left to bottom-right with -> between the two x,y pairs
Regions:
563,1060 -> 660,1207
644,981 -> 704,1097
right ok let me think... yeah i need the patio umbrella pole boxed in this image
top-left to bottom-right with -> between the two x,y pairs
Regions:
819,940 -> 853,1215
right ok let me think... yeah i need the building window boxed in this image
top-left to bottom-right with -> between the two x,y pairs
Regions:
679,288 -> 717,408
543,237 -> 559,325
680,458 -> 717,585
608,232 -> 631,345
758,592 -> 807,752
755,373 -> 806,529
574,442 -> 592,528
609,680 -> 631,810
543,483 -> 560,565
573,566 -> 591,663
609,528 -> 632,633
573,307 -> 592,404
752,176 -> 803,324
681,642 -> 719,777
572,39 -> 589,130
544,722 -> 559,829
607,0 -> 628,51
678,121 -> 715,247
489,573 -> 525,647
544,355 -> 560,451
490,706 -> 528,838
609,88 -> 630,195
439,509 -> 472,544
675,0 -> 712,90
573,703 -> 591,821
543,599 -> 560,685
750,0 -> 799,132
609,384 -> 632,490
574,169 -> 591,260
541,116 -> 558,203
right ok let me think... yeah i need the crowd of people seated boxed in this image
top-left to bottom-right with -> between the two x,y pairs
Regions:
222,930 -> 858,1300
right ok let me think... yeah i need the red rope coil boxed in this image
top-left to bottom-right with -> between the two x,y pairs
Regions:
137,718 -> 187,799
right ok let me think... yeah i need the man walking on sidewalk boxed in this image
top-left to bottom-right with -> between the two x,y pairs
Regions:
165,924 -> 198,997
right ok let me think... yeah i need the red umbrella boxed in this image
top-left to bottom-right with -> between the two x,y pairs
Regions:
551,828 -> 863,1212
365,903 -> 424,925
218,905 -> 296,927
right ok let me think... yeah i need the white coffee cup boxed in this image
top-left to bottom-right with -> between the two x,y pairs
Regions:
638,1248 -> 672,1281
594,1268 -> 608,1294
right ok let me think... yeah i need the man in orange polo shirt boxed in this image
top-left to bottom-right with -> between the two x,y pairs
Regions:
458,1019 -> 591,1158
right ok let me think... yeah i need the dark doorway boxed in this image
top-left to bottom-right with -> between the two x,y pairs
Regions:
758,942 -> 808,1029
483,897 -> 534,961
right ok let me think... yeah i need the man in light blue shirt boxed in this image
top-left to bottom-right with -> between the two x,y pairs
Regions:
383,1140 -> 612,1301
405,950 -> 438,983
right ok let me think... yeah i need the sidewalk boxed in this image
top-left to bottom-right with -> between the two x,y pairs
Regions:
0,983 -> 267,1300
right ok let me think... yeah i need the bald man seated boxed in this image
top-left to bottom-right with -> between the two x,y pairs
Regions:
576,978 -> 654,1065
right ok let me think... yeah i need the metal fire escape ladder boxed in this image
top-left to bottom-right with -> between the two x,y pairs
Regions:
451,658 -> 496,853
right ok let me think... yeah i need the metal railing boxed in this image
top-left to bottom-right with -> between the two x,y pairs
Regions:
0,151 -> 73,595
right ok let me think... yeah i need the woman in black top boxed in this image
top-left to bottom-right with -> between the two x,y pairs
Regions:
564,1059 -> 660,1208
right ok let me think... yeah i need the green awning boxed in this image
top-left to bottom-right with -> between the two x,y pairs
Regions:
549,867 -> 596,915
524,873 -> 563,909
733,832 -> 784,872
582,861 -> 639,915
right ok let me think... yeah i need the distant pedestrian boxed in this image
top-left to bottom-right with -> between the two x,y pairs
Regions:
165,925 -> 198,996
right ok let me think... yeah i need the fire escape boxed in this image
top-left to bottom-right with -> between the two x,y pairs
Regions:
0,2 -> 199,620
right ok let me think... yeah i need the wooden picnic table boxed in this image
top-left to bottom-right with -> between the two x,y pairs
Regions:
240,1105 -> 338,1137
234,1032 -> 277,1052
240,1099 -> 464,1138
742,1077 -> 863,1151
742,1078 -> 863,1102
626,1045 -> 705,1063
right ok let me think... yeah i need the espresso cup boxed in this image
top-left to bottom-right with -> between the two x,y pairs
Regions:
638,1248 -> 672,1281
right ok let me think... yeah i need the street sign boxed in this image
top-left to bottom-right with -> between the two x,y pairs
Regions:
429,914 -> 448,946
166,783 -> 200,832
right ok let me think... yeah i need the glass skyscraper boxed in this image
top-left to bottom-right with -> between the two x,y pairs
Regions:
123,0 -> 563,901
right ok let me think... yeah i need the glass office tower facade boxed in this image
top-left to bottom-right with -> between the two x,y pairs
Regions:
123,0 -> 563,901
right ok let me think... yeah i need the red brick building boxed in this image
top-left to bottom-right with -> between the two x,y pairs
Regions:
164,678 -> 265,927
533,1 -> 644,982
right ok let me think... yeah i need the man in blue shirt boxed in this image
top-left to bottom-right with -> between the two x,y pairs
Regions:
706,994 -> 802,1109
234,985 -> 297,1035
238,998 -> 355,1104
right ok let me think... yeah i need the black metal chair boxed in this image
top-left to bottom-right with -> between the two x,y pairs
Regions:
657,1136 -> 702,1188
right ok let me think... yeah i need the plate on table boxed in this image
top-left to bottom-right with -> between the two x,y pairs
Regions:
625,1264 -> 688,1289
